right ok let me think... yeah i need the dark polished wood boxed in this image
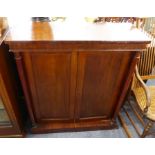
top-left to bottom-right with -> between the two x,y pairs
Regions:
76,51 -> 134,120
5,19 -> 150,133
23,52 -> 75,123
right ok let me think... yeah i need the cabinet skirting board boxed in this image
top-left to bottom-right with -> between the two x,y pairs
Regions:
31,119 -> 117,134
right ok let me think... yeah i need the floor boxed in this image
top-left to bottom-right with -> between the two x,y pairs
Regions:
27,80 -> 155,138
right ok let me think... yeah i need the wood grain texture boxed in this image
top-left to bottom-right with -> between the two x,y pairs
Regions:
22,52 -> 75,123
76,51 -> 133,120
5,20 -> 151,133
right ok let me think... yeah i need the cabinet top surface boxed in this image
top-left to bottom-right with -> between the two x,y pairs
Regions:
4,18 -> 151,43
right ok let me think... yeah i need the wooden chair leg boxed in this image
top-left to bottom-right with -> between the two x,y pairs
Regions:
127,98 -> 145,127
141,121 -> 153,138
118,112 -> 132,138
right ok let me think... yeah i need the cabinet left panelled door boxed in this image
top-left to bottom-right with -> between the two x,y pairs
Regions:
21,51 -> 76,131
0,43 -> 24,137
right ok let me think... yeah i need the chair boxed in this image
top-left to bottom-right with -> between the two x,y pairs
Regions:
129,64 -> 155,137
120,18 -> 155,138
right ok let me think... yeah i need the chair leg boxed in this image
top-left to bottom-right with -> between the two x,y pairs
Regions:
141,121 -> 153,138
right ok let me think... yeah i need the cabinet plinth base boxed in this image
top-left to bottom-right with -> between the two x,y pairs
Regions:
31,119 -> 117,134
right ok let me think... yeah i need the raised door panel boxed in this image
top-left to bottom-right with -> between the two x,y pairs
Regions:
23,52 -> 75,123
76,51 -> 133,120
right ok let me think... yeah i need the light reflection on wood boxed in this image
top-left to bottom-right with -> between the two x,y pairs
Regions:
31,22 -> 53,40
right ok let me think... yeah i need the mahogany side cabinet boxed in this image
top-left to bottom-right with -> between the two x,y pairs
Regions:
5,20 -> 150,133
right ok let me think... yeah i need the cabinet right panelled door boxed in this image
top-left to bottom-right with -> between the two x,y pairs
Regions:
75,51 -> 133,123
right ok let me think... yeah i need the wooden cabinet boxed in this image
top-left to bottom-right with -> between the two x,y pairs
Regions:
0,42 -> 24,137
5,20 -> 150,133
